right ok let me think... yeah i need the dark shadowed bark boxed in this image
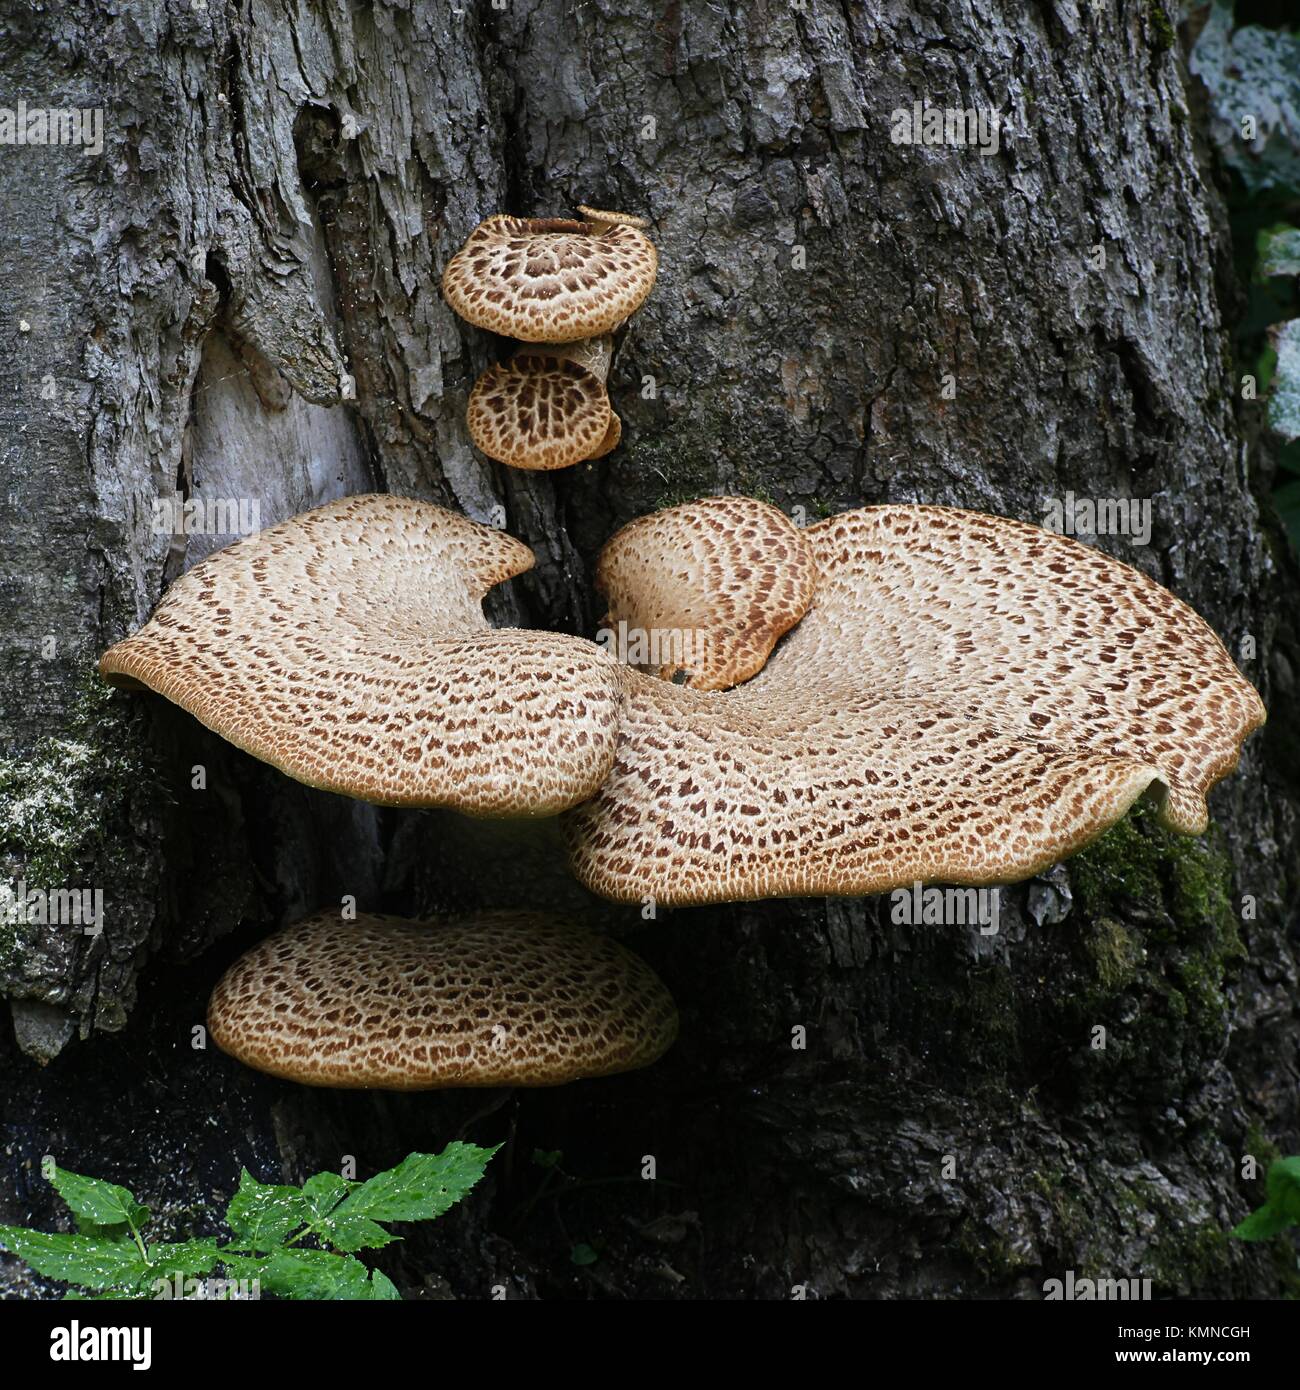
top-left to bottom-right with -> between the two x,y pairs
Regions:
1,0 -> 1297,1298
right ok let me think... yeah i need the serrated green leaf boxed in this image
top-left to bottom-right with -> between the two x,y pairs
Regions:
314,1211 -> 398,1254
64,1288 -> 143,1300
0,1227 -> 150,1289
1231,1201 -> 1293,1241
147,1240 -> 223,1280
50,1168 -> 148,1232
1259,226 -> 1300,280
225,1170 -> 310,1249
369,1269 -> 402,1300
73,1216 -> 132,1241
255,1248 -> 373,1300
334,1143 -> 498,1226
301,1172 -> 351,1218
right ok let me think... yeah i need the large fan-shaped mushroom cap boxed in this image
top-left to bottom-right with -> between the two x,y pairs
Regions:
596,496 -> 819,690
442,214 -> 658,342
565,504 -> 1265,906
207,910 -> 678,1090
99,495 -> 624,816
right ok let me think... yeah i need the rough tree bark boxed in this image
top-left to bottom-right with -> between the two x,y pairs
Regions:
1,0 -> 1297,1298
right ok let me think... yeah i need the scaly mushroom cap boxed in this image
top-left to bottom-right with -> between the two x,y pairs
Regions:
597,496 -> 819,690
467,354 -> 612,470
588,409 -> 622,460
207,911 -> 679,1090
99,495 -> 623,816
565,504 -> 1265,906
442,214 -> 658,342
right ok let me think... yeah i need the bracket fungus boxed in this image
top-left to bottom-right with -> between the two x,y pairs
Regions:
597,495 -> 819,690
564,503 -> 1265,907
207,910 -> 678,1089
99,494 -> 623,816
575,205 -> 652,232
443,207 -> 656,470
467,335 -> 620,471
441,212 -> 657,343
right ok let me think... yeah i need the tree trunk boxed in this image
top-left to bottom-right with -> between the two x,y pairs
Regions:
2,0 -> 1297,1298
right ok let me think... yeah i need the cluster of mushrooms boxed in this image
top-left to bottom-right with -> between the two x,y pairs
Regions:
442,207 -> 659,470
100,485 -> 1264,1092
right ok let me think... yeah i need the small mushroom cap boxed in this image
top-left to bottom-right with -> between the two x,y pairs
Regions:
467,354 -> 612,470
99,495 -> 623,815
588,408 -> 622,460
207,911 -> 679,1090
596,496 -> 819,690
566,505 -> 1265,906
442,214 -> 658,342
576,205 -> 651,229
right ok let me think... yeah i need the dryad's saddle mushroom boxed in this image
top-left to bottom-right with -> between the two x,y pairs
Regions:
443,207 -> 656,470
564,503 -> 1265,907
441,213 -> 657,343
597,496 -> 819,689
99,495 -> 623,816
100,491 -> 1263,911
207,910 -> 678,1089
467,336 -> 620,471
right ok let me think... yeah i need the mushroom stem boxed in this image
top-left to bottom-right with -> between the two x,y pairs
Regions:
541,334 -> 614,384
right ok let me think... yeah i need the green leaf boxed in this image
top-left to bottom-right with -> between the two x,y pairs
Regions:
333,1143 -> 498,1226
255,1248 -> 374,1300
369,1269 -> 402,1300
1258,225 -> 1300,281
1231,1201 -> 1293,1242
0,1227 -> 150,1289
50,1168 -> 148,1233
293,1170 -> 394,1252
1266,1156 -> 1300,1220
225,1170 -> 310,1249
314,1211 -> 398,1254
532,1149 -> 564,1170
146,1240 -> 223,1282
570,1242 -> 599,1267
301,1172 -> 351,1218
1268,319 -> 1300,442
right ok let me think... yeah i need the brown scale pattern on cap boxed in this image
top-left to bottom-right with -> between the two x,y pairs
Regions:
206,911 -> 679,1090
596,496 -> 819,691
441,215 -> 658,342
467,355 -> 611,470
565,505 -> 1265,906
99,495 -> 624,816
588,409 -> 622,459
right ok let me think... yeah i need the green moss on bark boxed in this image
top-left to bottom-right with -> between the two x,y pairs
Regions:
0,669 -> 162,994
